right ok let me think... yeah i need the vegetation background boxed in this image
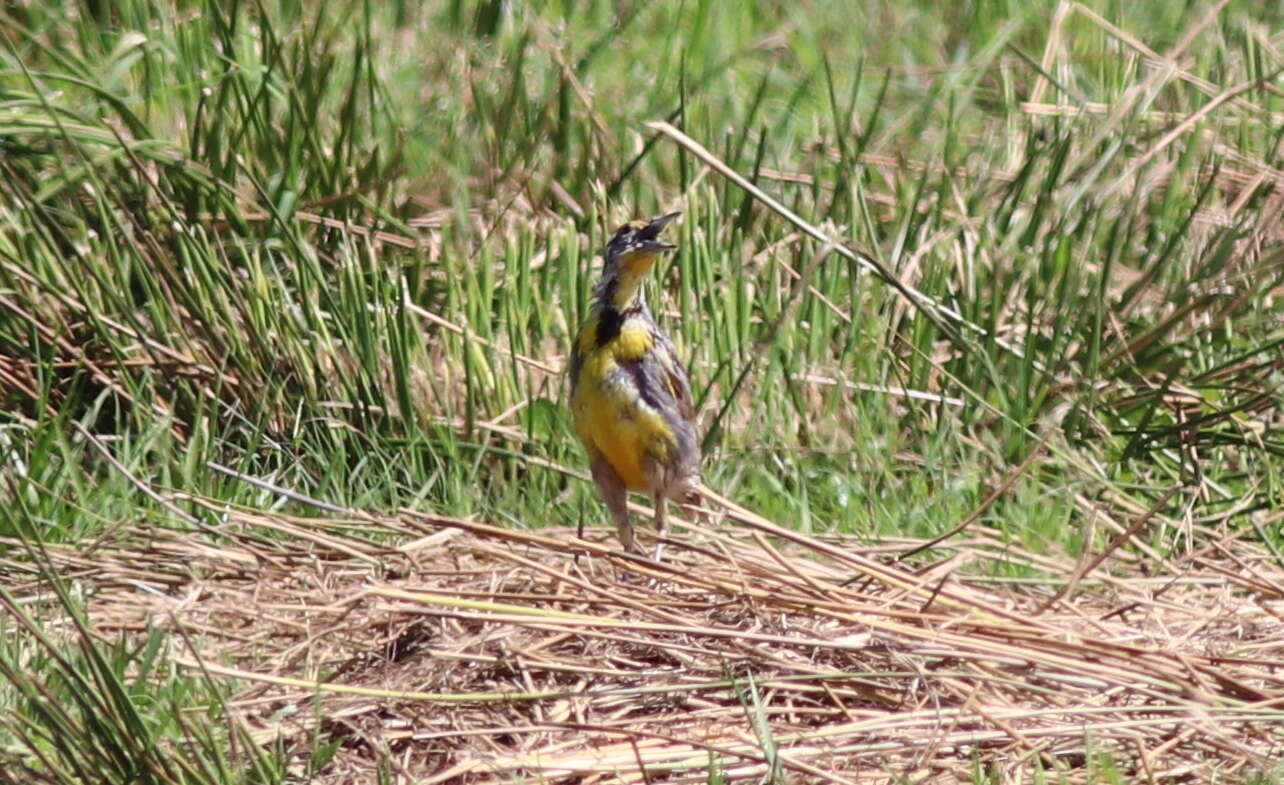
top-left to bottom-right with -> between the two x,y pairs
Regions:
1,0 -> 1282,781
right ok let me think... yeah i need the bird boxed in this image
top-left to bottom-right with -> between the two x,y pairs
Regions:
568,211 -> 699,560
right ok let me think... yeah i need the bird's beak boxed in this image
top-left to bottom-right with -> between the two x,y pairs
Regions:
637,211 -> 681,253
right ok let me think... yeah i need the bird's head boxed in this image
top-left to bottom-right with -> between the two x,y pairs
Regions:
598,211 -> 681,307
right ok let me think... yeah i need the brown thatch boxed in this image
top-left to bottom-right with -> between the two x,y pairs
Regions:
38,488 -> 1284,783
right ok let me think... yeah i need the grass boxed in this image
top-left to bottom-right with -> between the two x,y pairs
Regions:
1,0 -> 1283,781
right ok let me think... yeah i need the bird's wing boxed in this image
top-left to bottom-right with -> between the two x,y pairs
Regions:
653,333 -> 695,424
609,331 -> 693,421
567,314 -> 599,394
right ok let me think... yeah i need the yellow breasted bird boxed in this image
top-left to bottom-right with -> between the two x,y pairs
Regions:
568,212 -> 699,559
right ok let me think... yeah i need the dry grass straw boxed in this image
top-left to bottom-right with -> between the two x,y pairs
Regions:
13,491 -> 1284,783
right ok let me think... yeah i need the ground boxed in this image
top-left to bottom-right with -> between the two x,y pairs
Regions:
58,493 -> 1284,783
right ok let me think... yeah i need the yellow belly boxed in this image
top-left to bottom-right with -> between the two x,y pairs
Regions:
572,346 -> 674,492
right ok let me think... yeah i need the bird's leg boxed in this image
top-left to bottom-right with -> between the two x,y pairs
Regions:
590,453 -> 639,554
616,506 -> 639,555
651,493 -> 668,562
608,496 -> 640,555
